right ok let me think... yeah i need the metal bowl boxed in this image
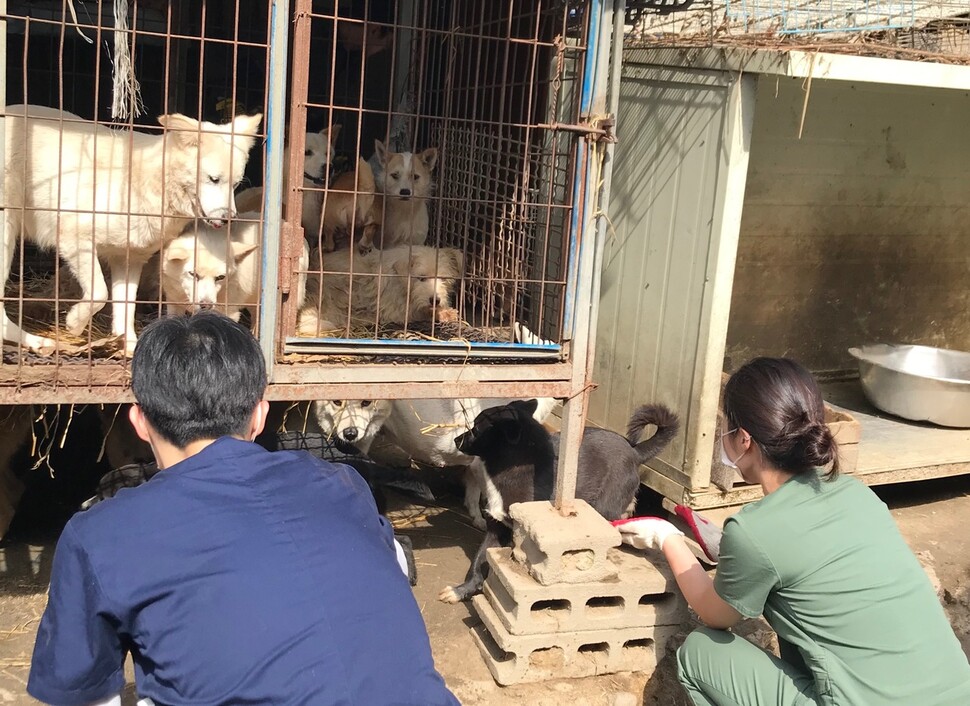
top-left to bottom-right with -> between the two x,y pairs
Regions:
848,344 -> 970,428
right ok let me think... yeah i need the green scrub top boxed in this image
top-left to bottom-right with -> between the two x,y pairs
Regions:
714,473 -> 970,706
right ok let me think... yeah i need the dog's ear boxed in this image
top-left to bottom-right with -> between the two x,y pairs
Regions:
443,248 -> 464,276
232,113 -> 263,136
418,147 -> 438,171
158,114 -> 202,147
374,140 -> 389,166
521,399 -> 540,417
324,123 -> 342,144
231,241 -> 259,263
164,244 -> 189,264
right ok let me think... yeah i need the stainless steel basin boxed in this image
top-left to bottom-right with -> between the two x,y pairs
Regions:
848,344 -> 970,428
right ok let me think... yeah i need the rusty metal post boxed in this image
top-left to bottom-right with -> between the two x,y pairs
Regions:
0,0 -> 6,301
554,0 -> 617,511
277,0 -> 313,351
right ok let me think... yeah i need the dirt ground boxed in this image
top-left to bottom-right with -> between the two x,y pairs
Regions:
0,472 -> 968,705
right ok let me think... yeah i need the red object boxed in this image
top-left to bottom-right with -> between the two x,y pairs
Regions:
610,516 -> 665,527
673,505 -> 722,563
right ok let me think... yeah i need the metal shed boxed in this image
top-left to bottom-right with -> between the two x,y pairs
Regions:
589,40 -> 970,507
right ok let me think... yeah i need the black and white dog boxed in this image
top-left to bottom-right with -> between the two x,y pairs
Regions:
439,399 -> 679,603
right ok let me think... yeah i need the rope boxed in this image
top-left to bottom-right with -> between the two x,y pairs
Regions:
66,0 -> 94,44
111,0 -> 145,120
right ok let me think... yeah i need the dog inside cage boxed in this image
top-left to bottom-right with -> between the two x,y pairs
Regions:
1,0 -> 589,365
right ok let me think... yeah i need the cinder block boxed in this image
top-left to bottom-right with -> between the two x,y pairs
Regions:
483,546 -> 688,635
510,500 -> 620,585
470,594 -> 678,685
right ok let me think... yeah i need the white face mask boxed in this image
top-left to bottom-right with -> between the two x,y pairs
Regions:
720,428 -> 745,468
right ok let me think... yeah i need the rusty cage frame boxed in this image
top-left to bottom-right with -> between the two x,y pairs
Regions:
0,0 -> 625,504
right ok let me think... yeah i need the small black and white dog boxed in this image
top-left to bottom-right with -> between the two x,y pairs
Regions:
439,399 -> 679,603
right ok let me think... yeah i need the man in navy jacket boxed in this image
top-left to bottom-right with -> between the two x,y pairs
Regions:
28,311 -> 458,706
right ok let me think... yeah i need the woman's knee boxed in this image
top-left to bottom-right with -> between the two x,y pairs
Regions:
677,626 -> 731,685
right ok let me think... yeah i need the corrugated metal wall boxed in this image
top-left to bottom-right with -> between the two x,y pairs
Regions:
726,77 -> 970,374
588,57 -> 753,491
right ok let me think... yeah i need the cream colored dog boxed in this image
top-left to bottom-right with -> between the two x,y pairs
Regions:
319,157 -> 377,253
235,125 -> 340,238
162,213 -> 308,324
2,104 -> 261,353
298,245 -> 463,335
371,140 -> 438,249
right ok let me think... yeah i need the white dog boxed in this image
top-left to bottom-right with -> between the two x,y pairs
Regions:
371,140 -> 437,249
161,213 -> 308,323
2,104 -> 261,353
312,399 -> 393,454
235,125 -> 339,239
297,244 -> 463,336
311,395 -> 558,528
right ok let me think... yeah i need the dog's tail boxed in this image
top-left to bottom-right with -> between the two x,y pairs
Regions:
626,404 -> 680,465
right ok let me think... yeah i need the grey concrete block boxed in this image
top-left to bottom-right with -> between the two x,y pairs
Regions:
470,593 -> 678,686
510,500 -> 621,586
483,546 -> 688,635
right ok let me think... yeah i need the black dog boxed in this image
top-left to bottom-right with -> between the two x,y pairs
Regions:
439,399 -> 679,603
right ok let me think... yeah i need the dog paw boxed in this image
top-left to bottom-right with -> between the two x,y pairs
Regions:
24,333 -> 58,355
121,336 -> 138,358
65,303 -> 95,336
470,514 -> 487,531
436,308 -> 459,323
438,586 -> 462,604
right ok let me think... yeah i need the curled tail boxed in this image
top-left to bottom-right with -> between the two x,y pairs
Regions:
626,404 -> 680,465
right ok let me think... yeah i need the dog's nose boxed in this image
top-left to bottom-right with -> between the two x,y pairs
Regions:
342,427 -> 359,442
399,188 -> 411,197
199,300 -> 214,310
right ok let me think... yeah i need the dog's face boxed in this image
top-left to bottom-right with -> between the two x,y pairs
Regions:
454,399 -> 540,457
158,113 -> 262,228
374,140 -> 437,201
312,399 -> 392,452
288,125 -> 341,185
391,247 -> 464,319
162,228 -> 258,311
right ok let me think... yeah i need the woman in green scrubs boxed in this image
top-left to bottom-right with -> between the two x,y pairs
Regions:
620,357 -> 970,706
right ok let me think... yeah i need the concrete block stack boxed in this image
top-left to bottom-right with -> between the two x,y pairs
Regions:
470,500 -> 687,685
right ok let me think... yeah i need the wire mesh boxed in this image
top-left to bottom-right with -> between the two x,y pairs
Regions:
1,0 -> 270,387
290,0 -> 591,350
0,0 -> 599,398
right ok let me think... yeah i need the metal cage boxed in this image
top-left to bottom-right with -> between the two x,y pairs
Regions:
0,0 -> 624,503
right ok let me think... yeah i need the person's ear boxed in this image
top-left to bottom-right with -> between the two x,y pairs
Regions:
249,400 -> 270,440
738,428 -> 753,451
129,404 -> 153,444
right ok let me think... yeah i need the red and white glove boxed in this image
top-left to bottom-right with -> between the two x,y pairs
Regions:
614,517 -> 684,552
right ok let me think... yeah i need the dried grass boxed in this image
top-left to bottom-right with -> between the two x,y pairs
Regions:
2,272 -> 154,358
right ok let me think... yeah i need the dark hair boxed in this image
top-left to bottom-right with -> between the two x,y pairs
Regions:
131,311 -> 267,448
724,357 -> 839,480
